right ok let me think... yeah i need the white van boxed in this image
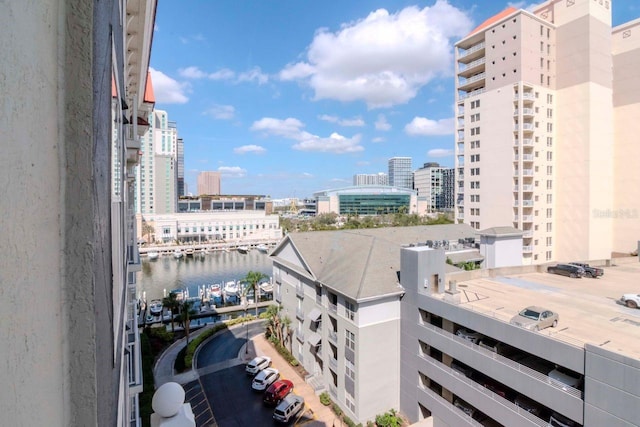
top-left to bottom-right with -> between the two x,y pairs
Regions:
548,366 -> 582,391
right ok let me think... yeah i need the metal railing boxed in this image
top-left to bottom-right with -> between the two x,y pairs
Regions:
459,57 -> 486,71
329,357 -> 338,371
458,41 -> 486,59
328,330 -> 338,343
459,72 -> 486,86
328,302 -> 337,314
418,386 -> 485,426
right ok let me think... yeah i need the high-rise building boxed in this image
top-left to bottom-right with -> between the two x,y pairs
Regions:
454,0 -> 640,264
197,171 -> 222,195
136,109 -> 179,215
177,137 -> 185,198
388,157 -> 413,189
353,173 -> 388,186
413,163 -> 454,211
2,1 -> 157,425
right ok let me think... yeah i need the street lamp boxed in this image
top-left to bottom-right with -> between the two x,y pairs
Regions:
243,299 -> 249,355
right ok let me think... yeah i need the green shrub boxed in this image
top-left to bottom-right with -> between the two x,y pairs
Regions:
332,402 -> 342,416
375,409 -> 402,427
319,392 -> 331,406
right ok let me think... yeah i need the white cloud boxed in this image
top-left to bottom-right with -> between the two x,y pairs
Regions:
237,67 -> 269,85
204,105 -> 235,120
375,114 -> 391,131
149,68 -> 189,104
209,68 -> 235,80
218,166 -> 247,178
318,114 -> 365,127
372,137 -> 385,143
179,66 -> 208,79
234,145 -> 266,155
301,172 -> 314,178
250,117 -> 364,154
405,117 -> 454,136
278,1 -> 473,108
428,148 -> 454,158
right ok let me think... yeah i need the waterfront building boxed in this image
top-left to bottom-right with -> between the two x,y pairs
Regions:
1,1 -> 156,425
388,157 -> 413,189
399,247 -> 640,427
136,109 -> 179,215
413,163 -> 455,212
313,186 -> 427,216
353,173 -> 389,186
270,224 -> 481,425
197,171 -> 222,196
454,0 -> 640,263
142,211 -> 282,244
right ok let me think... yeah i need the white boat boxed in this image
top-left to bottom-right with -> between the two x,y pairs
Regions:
173,249 -> 183,259
149,299 -> 163,315
201,248 -> 209,255
147,251 -> 160,260
256,244 -> 269,254
259,282 -> 273,294
210,283 -> 222,297
237,246 -> 250,254
185,248 -> 195,257
224,280 -> 239,295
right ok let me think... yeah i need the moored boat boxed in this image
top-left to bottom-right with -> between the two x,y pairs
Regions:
147,251 -> 160,260
149,299 -> 163,315
256,244 -> 269,253
173,249 -> 183,259
185,248 -> 195,257
237,246 -> 250,254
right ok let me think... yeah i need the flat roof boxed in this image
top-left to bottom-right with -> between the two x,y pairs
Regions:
437,259 -> 640,359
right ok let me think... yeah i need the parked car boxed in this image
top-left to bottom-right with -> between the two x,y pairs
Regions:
549,366 -> 583,391
451,360 -> 474,378
453,398 -> 486,422
273,394 -> 304,423
549,411 -> 579,427
478,337 -> 518,357
245,356 -> 271,375
252,368 -> 280,391
481,377 -> 515,401
519,355 -> 555,376
455,328 -> 483,344
620,293 -> 640,309
515,394 -> 545,418
547,263 -> 585,278
263,379 -> 294,406
568,262 -> 603,278
510,306 -> 559,331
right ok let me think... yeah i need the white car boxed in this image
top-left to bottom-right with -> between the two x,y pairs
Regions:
252,368 -> 280,391
245,356 -> 271,375
620,293 -> 640,309
455,328 -> 483,344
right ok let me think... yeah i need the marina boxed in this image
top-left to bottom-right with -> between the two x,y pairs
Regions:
136,248 -> 275,328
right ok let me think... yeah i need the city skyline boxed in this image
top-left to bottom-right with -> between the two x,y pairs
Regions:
149,1 -> 637,199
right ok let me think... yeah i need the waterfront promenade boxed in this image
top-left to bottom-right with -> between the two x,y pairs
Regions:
138,238 -> 280,256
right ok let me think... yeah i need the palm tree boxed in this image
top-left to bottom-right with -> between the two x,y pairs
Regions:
162,293 -> 180,333
264,304 -> 283,343
240,270 -> 269,317
141,219 -> 155,244
178,300 -> 197,345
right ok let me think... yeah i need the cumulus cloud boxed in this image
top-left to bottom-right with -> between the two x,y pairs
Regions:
318,114 -> 365,127
375,114 -> 391,131
149,68 -> 189,104
218,166 -> 247,178
279,1 -> 473,108
210,68 -> 235,80
179,66 -> 236,81
405,117 -> 454,136
372,137 -> 385,143
250,117 -> 364,154
234,145 -> 266,155
204,105 -> 235,120
428,148 -> 454,157
237,67 -> 269,85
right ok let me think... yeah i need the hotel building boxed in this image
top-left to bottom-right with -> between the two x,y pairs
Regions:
414,163 -> 455,212
197,171 -> 222,196
454,0 -> 640,264
1,0 -> 156,425
388,157 -> 413,189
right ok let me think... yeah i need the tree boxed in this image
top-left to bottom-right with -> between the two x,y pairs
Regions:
264,304 -> 283,343
241,270 -> 269,317
162,293 -> 180,333
178,300 -> 197,344
141,219 -> 155,244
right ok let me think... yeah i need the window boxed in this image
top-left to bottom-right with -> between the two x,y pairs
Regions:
345,300 -> 355,321
345,330 -> 355,351
547,152 -> 553,161
345,359 -> 355,380
546,251 -> 552,261
547,194 -> 553,203
547,180 -> 553,190
547,222 -> 552,232
547,166 -> 553,175
345,389 -> 356,412
546,208 -> 553,218
546,237 -> 552,246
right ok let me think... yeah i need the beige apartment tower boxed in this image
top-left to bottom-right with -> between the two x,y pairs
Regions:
455,0 -> 639,264
197,171 -> 222,196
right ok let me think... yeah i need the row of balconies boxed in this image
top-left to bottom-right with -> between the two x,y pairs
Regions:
458,41 -> 486,62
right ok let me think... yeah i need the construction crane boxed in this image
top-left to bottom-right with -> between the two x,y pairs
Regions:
288,198 -> 299,215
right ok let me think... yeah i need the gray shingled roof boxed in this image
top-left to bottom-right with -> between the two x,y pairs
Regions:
271,224 -> 476,301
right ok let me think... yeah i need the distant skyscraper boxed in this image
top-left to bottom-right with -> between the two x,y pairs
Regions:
176,137 -> 184,198
353,173 -> 388,186
413,162 -> 454,211
388,157 -> 413,189
197,171 -> 221,195
136,109 -> 179,215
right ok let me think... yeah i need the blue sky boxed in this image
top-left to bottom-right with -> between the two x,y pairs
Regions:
149,0 -> 638,199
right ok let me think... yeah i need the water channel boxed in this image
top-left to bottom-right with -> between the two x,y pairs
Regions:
136,249 -> 273,303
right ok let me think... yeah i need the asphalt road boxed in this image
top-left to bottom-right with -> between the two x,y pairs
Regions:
196,321 -> 288,427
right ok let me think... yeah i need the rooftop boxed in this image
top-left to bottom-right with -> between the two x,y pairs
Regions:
436,259 -> 640,359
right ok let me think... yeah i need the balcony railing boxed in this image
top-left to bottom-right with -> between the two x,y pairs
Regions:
522,185 -> 533,191
329,384 -> 338,398
328,330 -> 338,344
459,87 -> 486,100
296,329 -> 305,342
523,169 -> 533,176
522,215 -> 533,222
329,356 -> 338,372
418,385 -> 484,427
328,302 -> 337,314
458,41 -> 486,59
459,72 -> 486,86
458,56 -> 486,72
316,295 -> 322,305
523,245 -> 534,252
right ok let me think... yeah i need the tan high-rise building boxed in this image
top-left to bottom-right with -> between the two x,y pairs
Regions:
455,0 -> 639,264
197,171 -> 221,195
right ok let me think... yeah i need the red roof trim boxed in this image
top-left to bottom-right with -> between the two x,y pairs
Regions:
467,7 -> 518,37
143,71 -> 155,104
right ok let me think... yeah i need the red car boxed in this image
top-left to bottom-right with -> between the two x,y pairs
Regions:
263,379 -> 294,406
